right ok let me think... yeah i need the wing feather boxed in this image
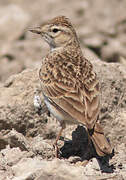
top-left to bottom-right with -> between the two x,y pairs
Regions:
39,54 -> 100,129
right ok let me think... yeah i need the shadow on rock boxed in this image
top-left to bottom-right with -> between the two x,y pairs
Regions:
60,125 -> 115,173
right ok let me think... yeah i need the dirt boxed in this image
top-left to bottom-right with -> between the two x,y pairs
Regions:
0,0 -> 126,179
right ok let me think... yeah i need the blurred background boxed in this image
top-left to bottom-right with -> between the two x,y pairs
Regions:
0,0 -> 126,83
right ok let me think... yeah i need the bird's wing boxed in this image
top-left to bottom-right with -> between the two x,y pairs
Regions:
39,56 -> 100,129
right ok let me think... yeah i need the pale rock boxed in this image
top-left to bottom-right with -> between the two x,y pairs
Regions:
0,4 -> 30,41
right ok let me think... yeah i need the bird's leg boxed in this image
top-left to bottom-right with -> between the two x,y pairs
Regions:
54,127 -> 64,158
54,122 -> 66,158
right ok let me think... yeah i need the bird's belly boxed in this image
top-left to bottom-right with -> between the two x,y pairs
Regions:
44,97 -> 79,125
44,98 -> 64,121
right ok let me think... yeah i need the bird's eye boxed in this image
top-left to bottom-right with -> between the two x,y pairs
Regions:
52,28 -> 59,33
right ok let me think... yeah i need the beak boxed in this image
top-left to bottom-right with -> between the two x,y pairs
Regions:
28,26 -> 41,34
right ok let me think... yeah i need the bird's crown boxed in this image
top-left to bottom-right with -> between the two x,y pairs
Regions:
45,16 -> 73,28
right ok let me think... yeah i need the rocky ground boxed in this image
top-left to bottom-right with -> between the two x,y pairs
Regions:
0,0 -> 126,179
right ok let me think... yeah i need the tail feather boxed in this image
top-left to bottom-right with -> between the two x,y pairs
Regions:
89,123 -> 112,156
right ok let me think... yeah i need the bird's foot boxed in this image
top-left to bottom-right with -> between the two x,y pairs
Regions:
76,160 -> 89,167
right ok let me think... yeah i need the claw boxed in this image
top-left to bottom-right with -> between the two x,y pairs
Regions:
76,160 -> 89,167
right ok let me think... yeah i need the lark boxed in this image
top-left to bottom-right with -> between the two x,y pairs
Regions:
30,16 -> 112,158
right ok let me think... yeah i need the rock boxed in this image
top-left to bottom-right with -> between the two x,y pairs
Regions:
31,135 -> 53,158
0,69 -> 46,136
101,39 -> 126,62
0,4 -> 30,42
92,61 -> 126,146
34,159 -> 85,180
82,33 -> 106,48
0,40 -> 46,83
0,56 -> 25,83
0,147 -> 26,166
12,158 -> 43,180
0,129 -> 30,151
81,46 -> 99,62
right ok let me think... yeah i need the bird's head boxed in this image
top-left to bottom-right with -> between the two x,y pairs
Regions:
29,16 -> 78,50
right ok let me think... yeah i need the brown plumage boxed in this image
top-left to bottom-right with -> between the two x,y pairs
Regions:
30,16 -> 112,157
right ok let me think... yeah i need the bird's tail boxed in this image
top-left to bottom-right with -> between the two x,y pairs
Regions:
89,122 -> 112,156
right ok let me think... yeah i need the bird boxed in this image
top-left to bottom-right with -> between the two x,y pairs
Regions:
29,16 -> 112,158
